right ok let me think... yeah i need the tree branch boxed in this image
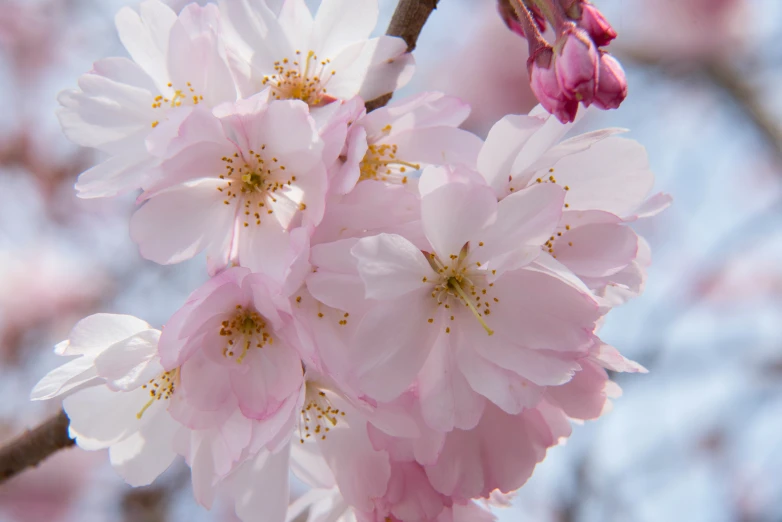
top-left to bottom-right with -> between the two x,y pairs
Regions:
0,409 -> 74,485
618,48 -> 782,162
365,0 -> 440,112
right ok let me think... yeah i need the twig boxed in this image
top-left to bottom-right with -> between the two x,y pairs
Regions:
619,48 -> 782,161
0,409 -> 74,485
364,0 -> 440,112
703,61 -> 782,161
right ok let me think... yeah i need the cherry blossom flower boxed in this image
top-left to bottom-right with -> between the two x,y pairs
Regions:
130,91 -> 333,276
331,92 -> 483,194
59,0 -> 238,198
218,0 -> 414,107
31,314 -> 181,487
477,106 -> 671,304
310,173 -> 602,431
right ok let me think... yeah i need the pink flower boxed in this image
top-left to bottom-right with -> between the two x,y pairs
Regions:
311,172 -> 602,430
593,51 -> 628,110
159,267 -> 303,427
478,108 -> 671,304
332,92 -> 483,194
130,92 -> 331,277
59,0 -> 238,198
218,0 -> 414,105
554,25 -> 599,106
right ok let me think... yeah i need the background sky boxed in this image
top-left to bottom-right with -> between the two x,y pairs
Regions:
1,1 -> 780,521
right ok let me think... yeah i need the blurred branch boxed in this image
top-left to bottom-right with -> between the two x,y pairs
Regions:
122,487 -> 169,522
619,48 -> 782,161
365,0 -> 440,111
0,409 -> 74,485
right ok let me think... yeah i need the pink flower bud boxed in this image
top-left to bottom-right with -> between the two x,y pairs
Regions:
497,0 -> 547,38
555,25 -> 599,105
578,2 -> 617,47
529,47 -> 579,123
593,51 -> 628,110
497,0 -> 527,38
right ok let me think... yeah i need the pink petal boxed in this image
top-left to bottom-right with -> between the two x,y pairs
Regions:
352,233 -> 434,300
421,181 -> 497,260
418,331 -> 485,432
130,178 -> 237,266
351,289 -> 439,402
553,223 -> 638,278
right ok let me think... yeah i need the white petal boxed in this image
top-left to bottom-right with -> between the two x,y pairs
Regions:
115,0 -> 177,87
109,411 -> 179,486
30,358 -> 99,401
232,446 -> 291,522
62,313 -> 152,356
63,385 -> 151,450
311,0 -> 378,59
94,330 -> 162,391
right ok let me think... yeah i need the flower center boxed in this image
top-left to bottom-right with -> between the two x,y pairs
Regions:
359,142 -> 421,185
425,244 -> 496,336
136,368 -> 179,419
298,383 -> 346,443
150,81 -> 204,128
262,51 -> 336,106
219,305 -> 273,364
217,150 -> 305,227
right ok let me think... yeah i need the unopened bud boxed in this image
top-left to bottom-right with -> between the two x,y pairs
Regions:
578,2 -> 617,47
529,47 -> 579,123
593,51 -> 627,110
497,0 -> 547,37
497,0 -> 527,37
555,25 -> 599,105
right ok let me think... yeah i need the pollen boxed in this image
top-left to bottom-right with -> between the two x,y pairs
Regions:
214,147 -> 303,227
359,142 -> 421,184
299,384 -> 346,443
219,305 -> 273,365
263,51 -> 335,106
423,242 -> 496,336
137,368 -> 179,419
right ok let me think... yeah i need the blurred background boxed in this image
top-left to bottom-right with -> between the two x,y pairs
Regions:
0,0 -> 779,520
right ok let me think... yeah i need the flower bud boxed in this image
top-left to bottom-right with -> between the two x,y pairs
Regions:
497,0 -> 527,37
497,0 -> 547,38
593,51 -> 627,110
529,47 -> 579,123
578,2 -> 617,47
555,25 -> 599,105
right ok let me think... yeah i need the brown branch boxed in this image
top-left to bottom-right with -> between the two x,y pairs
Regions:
0,409 -> 74,485
364,0 -> 440,112
618,48 -> 782,161
703,61 -> 782,161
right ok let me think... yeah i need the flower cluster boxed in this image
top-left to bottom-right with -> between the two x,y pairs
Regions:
33,1 -> 668,521
499,0 -> 627,123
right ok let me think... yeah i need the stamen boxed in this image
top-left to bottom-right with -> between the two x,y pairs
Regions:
136,369 -> 178,419
448,277 -> 494,336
